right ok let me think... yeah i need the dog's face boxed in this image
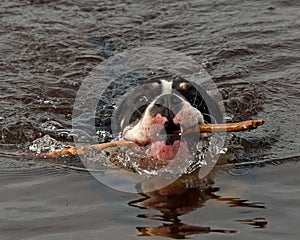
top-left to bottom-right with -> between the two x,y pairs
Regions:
113,78 -> 222,161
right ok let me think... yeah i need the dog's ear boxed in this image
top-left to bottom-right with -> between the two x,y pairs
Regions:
194,87 -> 223,124
112,82 -> 161,134
112,93 -> 137,134
173,80 -> 223,124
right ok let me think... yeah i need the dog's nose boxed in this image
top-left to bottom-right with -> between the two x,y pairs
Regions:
151,94 -> 183,119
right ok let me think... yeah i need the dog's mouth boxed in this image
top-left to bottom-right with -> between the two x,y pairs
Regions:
153,119 -> 181,144
131,113 -> 191,162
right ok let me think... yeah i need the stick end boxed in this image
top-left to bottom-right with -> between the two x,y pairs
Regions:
253,119 -> 265,128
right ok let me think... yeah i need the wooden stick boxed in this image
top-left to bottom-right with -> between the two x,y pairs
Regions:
188,119 -> 264,134
34,120 -> 264,159
37,139 -> 136,159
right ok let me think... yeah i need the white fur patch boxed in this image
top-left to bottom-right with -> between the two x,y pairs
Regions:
161,79 -> 173,94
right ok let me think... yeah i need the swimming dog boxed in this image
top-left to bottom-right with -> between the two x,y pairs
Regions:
113,78 -> 223,161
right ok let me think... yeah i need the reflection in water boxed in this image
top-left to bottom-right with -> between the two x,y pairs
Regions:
129,170 -> 266,238
236,218 -> 268,229
136,223 -> 235,238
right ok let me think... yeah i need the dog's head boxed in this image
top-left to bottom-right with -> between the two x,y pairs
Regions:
112,78 -> 223,161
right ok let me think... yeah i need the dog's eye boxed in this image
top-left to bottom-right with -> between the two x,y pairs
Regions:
179,82 -> 190,90
149,82 -> 160,89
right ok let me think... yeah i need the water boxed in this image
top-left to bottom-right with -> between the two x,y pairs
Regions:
1,0 -> 299,239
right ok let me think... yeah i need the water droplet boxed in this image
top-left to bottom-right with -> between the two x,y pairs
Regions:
139,96 -> 148,103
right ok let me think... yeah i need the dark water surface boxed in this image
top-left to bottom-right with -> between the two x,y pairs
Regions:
1,0 -> 299,239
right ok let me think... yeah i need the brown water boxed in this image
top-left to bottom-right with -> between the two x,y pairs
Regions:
1,0 -> 299,239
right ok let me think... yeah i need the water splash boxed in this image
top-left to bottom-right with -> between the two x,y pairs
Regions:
85,133 -> 228,177
29,135 -> 65,154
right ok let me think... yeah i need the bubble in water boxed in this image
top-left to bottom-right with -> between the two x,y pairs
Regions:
138,96 -> 148,104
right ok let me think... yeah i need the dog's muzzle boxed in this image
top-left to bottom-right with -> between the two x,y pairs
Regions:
122,94 -> 204,161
